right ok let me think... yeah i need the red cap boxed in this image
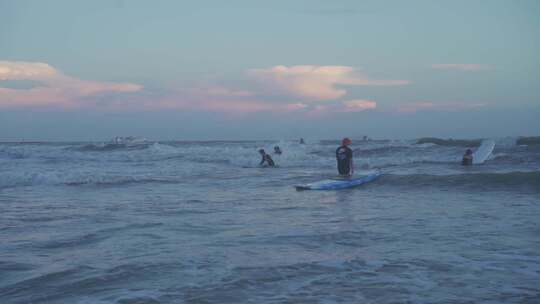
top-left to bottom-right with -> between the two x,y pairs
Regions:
342,137 -> 352,145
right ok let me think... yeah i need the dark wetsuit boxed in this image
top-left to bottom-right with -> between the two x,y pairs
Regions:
462,155 -> 473,166
336,145 -> 353,175
260,154 -> 276,167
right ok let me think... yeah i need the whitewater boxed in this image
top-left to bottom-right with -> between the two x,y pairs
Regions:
1,138 -> 539,303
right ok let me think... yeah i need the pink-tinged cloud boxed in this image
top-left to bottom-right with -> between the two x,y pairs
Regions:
205,87 -> 255,97
397,102 -> 487,113
183,99 -> 308,114
342,99 -> 377,112
431,64 -> 491,71
285,103 -> 309,111
0,61 -> 142,108
306,99 -> 377,117
133,86 -> 309,114
104,89 -> 309,114
249,65 -> 409,101
189,99 -> 305,113
200,101 -> 308,113
0,61 -> 389,116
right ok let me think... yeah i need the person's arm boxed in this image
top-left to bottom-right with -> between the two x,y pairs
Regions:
259,156 -> 265,165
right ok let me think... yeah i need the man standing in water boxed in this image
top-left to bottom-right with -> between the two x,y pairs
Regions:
462,149 -> 473,166
336,138 -> 353,176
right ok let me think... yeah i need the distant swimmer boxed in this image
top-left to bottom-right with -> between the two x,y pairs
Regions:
336,137 -> 354,176
274,146 -> 282,155
462,149 -> 473,166
299,138 -> 305,144
258,149 -> 276,167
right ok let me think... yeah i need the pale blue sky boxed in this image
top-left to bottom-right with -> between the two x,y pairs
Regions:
1,0 -> 539,140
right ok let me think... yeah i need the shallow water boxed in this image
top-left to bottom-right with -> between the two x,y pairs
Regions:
1,139 -> 539,303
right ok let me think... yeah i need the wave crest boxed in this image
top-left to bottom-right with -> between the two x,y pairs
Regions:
416,137 -> 482,147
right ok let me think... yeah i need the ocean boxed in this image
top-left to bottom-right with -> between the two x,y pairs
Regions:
1,138 -> 539,303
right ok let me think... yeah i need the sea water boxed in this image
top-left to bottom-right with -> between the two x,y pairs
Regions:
1,139 -> 539,303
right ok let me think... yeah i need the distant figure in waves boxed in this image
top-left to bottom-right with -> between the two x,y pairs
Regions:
258,149 -> 276,167
273,146 -> 282,155
336,137 -> 354,176
462,148 -> 473,166
299,138 -> 305,144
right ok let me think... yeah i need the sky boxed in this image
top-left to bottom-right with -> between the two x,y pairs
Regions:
1,0 -> 539,141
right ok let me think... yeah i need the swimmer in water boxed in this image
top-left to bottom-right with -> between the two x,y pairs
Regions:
258,149 -> 276,167
462,148 -> 473,166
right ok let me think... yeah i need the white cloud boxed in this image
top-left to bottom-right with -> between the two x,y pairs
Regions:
249,65 -> 409,101
0,61 -> 58,80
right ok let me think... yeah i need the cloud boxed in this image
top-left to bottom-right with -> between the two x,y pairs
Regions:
431,64 -> 491,71
0,61 -> 142,108
0,62 -> 391,116
249,65 -> 409,101
0,61 -> 58,80
180,99 -> 307,114
101,87 -> 309,114
342,99 -> 377,112
204,87 -> 255,97
197,100 -> 308,113
306,99 -> 377,117
397,102 -> 486,113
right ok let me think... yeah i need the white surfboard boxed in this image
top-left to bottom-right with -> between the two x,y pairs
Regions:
295,170 -> 382,191
473,139 -> 495,164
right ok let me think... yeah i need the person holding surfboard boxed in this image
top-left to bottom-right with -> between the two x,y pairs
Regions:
336,138 -> 354,176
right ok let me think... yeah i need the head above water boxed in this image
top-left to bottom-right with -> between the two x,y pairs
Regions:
258,149 -> 265,155
466,149 -> 473,155
342,137 -> 352,146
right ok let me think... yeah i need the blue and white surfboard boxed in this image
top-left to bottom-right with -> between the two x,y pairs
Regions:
473,139 -> 495,164
295,170 -> 382,191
